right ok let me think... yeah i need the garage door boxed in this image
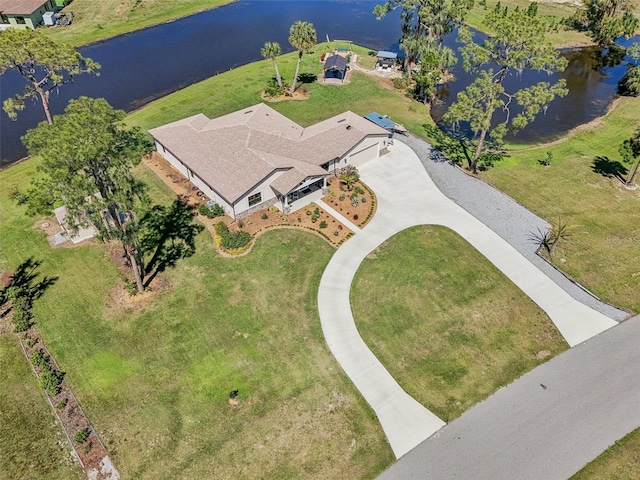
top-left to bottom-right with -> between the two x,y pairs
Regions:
348,142 -> 380,167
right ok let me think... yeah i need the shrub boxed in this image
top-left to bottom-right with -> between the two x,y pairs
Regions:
333,230 -> 339,236
8,185 -> 28,205
39,367 -> 65,396
268,205 -> 279,213
261,213 -> 268,220
82,442 -> 92,454
73,428 -> 90,444
122,276 -> 138,297
12,296 -> 33,332
392,76 -> 410,89
538,151 -> 553,166
354,186 -> 365,195
199,203 -> 224,218
319,221 -> 328,228
264,77 -> 285,98
30,348 -> 50,370
56,398 -> 68,410
214,222 -> 252,250
24,336 -> 37,348
362,196 -> 367,203
339,194 -> 346,201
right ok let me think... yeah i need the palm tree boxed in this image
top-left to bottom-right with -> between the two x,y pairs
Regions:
288,21 -> 317,93
619,128 -> 640,187
261,41 -> 283,88
621,65 -> 640,96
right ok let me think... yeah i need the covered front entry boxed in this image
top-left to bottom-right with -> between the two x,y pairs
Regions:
281,176 -> 328,213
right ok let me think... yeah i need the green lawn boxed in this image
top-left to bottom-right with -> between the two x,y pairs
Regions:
466,0 -> 592,47
483,96 -> 640,313
571,427 -> 640,479
351,226 -> 567,422
0,160 -> 393,479
45,0 -> 235,47
126,43 -> 431,134
0,335 -> 83,480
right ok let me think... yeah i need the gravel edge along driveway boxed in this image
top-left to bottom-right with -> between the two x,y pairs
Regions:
401,134 -> 629,321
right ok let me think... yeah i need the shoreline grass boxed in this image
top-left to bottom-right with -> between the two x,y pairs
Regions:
351,225 -> 568,422
126,42 -> 431,133
44,0 -> 236,47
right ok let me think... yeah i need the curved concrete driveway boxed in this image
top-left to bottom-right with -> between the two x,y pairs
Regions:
317,141 -> 617,459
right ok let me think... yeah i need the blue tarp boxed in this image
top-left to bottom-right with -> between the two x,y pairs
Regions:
364,112 -> 396,131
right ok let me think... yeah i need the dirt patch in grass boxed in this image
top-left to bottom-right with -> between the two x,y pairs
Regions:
261,89 -> 310,102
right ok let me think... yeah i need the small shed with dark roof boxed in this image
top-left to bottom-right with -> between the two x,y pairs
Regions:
323,54 -> 348,82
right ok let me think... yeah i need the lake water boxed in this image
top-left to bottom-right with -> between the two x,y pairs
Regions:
0,0 -> 636,166
0,0 -> 402,166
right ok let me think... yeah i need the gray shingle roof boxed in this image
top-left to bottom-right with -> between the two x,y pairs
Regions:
149,103 -> 388,204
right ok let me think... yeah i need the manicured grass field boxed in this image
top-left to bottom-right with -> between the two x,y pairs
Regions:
126,43 -> 431,135
45,0 -> 234,46
484,96 -> 640,312
0,160 -> 394,479
0,335 -> 83,480
351,225 -> 568,422
571,427 -> 640,479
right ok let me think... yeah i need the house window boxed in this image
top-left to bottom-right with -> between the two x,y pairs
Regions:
15,16 -> 26,24
248,192 -> 262,207
0,14 -> 9,23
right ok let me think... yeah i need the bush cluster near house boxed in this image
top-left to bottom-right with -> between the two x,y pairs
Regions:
214,221 -> 252,250
198,203 -> 225,218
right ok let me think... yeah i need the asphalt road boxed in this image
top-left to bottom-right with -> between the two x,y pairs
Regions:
378,314 -> 640,479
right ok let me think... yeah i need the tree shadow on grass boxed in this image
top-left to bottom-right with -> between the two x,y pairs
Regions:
0,257 -> 58,316
592,156 -> 627,181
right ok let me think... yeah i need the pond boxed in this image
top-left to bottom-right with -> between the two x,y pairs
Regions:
430,34 -> 639,144
0,0 -> 636,166
0,1 -> 402,166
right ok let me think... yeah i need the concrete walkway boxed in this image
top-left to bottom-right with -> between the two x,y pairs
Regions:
316,199 -> 361,232
317,141 -> 617,458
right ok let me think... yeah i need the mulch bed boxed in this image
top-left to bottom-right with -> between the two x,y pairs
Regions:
142,155 -> 378,255
16,325 -> 118,479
